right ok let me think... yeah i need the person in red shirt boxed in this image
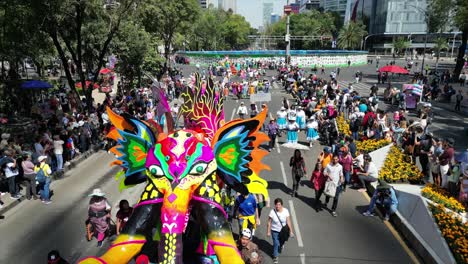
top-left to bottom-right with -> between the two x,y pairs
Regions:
362,110 -> 377,129
311,163 -> 326,212
116,199 -> 133,235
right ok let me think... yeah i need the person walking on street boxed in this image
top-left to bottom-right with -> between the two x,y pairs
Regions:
35,155 -> 52,204
21,154 -> 38,200
318,154 -> 344,217
267,198 -> 294,264
311,163 -> 326,212
266,119 -> 279,152
289,149 -> 306,197
237,102 -> 248,119
234,193 -> 260,237
237,229 -> 264,264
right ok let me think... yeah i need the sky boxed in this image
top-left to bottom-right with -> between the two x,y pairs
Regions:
236,0 -> 288,29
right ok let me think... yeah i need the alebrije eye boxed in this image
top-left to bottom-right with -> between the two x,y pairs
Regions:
150,167 -> 157,175
196,165 -> 204,173
174,132 -> 179,137
186,155 -> 190,160
165,155 -> 170,161
186,133 -> 192,137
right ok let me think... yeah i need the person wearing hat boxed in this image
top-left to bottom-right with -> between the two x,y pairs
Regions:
237,229 -> 264,264
87,188 -> 111,247
237,102 -> 248,119
47,250 -> 69,264
296,106 -> 306,130
439,138 -> 455,188
285,115 -> 300,144
276,107 -> 287,130
35,155 -> 52,204
362,180 -> 398,221
305,116 -> 319,147
318,147 -> 333,169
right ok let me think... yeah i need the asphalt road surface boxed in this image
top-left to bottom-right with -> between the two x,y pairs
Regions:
0,80 -> 417,264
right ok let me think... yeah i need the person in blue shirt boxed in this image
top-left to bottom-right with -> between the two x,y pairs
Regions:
234,193 -> 259,238
362,180 -> 398,221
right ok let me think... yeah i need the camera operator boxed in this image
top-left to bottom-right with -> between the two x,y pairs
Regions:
362,180 -> 398,221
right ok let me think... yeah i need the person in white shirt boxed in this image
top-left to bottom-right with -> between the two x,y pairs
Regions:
357,155 -> 378,192
53,135 -> 65,171
3,150 -> 21,199
267,198 -> 294,263
317,155 -> 344,217
237,102 -> 248,119
171,103 -> 180,127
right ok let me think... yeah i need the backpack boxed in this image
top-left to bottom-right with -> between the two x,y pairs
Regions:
36,165 -> 46,183
367,115 -> 375,127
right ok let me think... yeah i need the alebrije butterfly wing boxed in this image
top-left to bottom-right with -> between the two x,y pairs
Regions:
212,109 -> 271,198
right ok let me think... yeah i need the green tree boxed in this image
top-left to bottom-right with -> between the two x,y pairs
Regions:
392,37 -> 411,56
266,11 -> 336,49
29,0 -> 139,112
221,13 -> 252,50
427,0 -> 468,76
337,21 -> 367,50
433,37 -> 449,67
142,0 -> 199,72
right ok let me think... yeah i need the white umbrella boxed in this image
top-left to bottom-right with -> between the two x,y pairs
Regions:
281,142 -> 310,151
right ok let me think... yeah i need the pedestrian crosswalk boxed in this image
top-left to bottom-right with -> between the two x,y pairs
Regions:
337,80 -> 373,96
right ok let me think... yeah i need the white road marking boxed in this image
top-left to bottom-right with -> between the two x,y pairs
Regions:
300,253 -> 306,264
231,108 -> 236,121
276,142 -> 281,154
280,161 -> 288,186
269,112 -> 274,120
288,200 -> 304,247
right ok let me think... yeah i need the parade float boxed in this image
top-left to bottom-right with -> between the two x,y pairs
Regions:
79,73 -> 270,264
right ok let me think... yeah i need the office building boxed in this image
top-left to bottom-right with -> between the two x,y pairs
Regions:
271,13 -> 281,24
298,0 -> 321,12
321,0 -> 348,19
221,0 -> 237,13
263,1 -> 274,26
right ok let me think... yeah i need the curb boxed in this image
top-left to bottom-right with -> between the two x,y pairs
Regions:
0,145 -> 101,216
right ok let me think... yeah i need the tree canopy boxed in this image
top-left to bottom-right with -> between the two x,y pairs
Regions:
337,21 -> 367,50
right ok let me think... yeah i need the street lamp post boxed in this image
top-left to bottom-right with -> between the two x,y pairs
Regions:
421,33 -> 428,74
285,0 -> 291,65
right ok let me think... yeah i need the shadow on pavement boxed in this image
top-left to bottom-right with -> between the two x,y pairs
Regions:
252,236 -> 273,259
268,180 -> 291,196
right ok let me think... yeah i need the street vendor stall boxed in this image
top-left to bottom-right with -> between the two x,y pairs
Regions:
403,84 -> 422,109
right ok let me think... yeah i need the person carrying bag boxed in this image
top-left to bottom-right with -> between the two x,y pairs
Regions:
267,198 -> 294,264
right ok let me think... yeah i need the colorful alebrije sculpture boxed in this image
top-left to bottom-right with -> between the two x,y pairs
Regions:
79,73 -> 270,264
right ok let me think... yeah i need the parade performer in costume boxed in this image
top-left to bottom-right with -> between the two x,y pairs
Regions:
285,114 -> 299,145
296,106 -> 306,130
306,116 -> 319,147
276,107 -> 287,130
79,73 -> 270,264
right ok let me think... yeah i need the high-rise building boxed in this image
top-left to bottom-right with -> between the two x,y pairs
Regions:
271,13 -> 281,24
221,0 -> 237,13
263,1 -> 274,26
321,0 -> 348,19
200,0 -> 224,9
298,0 -> 321,12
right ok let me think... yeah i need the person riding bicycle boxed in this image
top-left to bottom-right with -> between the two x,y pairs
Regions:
234,193 -> 259,238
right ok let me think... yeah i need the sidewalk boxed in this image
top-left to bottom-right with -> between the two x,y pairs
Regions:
0,145 -> 101,216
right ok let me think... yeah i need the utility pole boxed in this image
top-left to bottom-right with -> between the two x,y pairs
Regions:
285,0 -> 291,65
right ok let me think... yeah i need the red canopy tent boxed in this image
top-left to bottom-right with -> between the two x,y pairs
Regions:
99,68 -> 112,75
75,81 -> 99,90
378,65 -> 409,74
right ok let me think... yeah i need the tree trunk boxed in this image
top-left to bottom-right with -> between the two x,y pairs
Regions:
50,31 -> 82,112
454,29 -> 467,78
